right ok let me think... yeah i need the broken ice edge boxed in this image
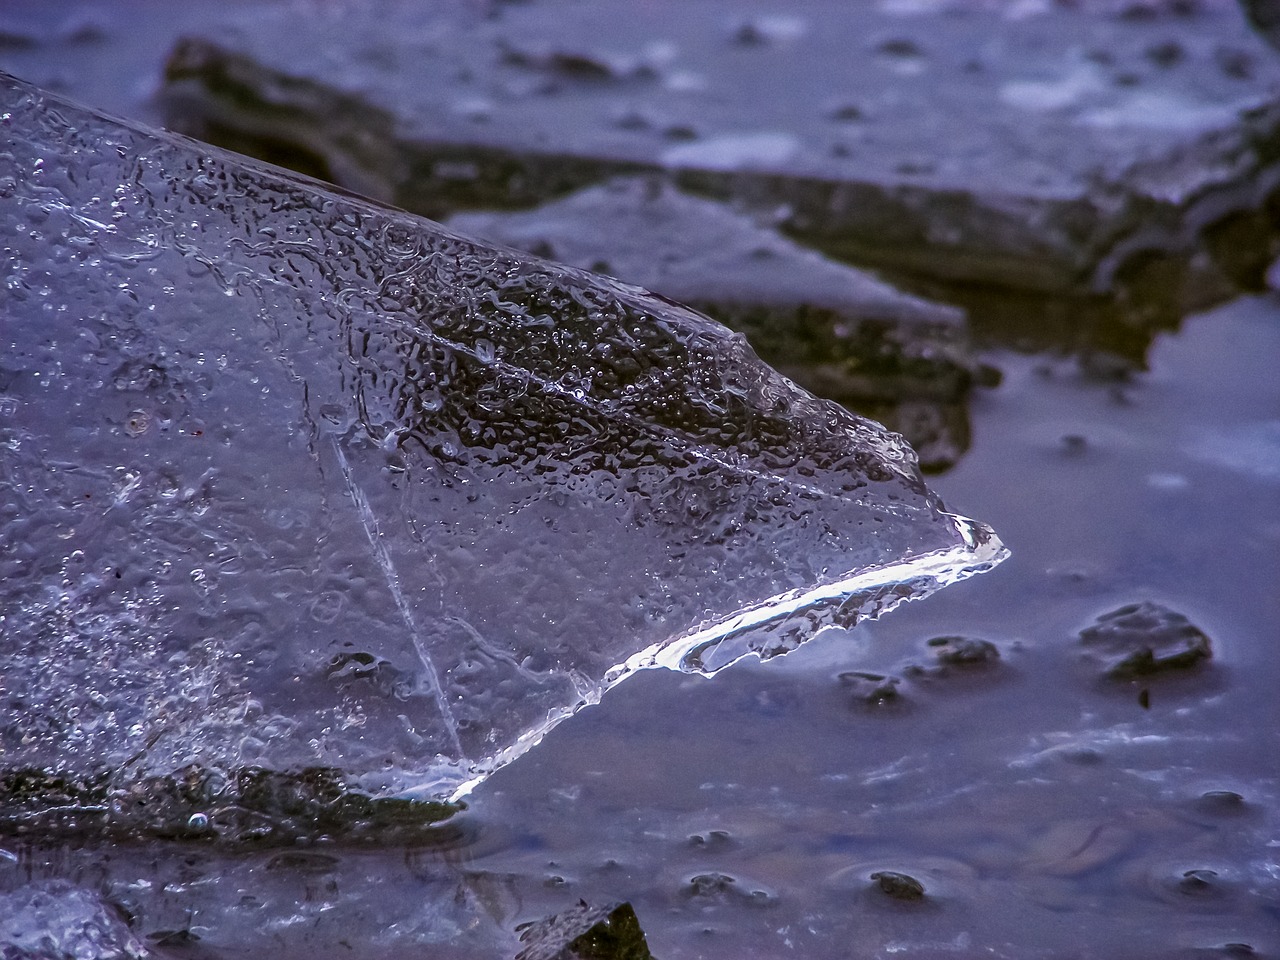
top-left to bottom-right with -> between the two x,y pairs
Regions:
437,514 -> 1006,803
0,70 -> 1008,811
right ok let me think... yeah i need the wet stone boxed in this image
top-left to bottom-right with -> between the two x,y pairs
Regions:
1177,868 -> 1223,896
686,873 -> 736,899
0,72 -> 1004,833
1218,944 -> 1259,957
0,881 -> 147,960
687,829 -> 733,852
515,901 -> 655,960
1079,601 -> 1213,680
837,671 -> 904,707
1192,789 -> 1251,817
927,635 -> 1001,667
869,870 -> 926,901
681,872 -> 773,908
160,0 -> 1280,323
450,176 -> 981,468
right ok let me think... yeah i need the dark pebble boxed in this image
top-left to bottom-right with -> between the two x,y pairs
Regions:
837,671 -> 902,706
687,872 -> 736,898
515,900 -> 655,960
1193,789 -> 1249,816
1177,868 -> 1220,896
869,871 -> 925,901
927,635 -> 1000,667
1078,601 -> 1213,680
687,829 -> 733,851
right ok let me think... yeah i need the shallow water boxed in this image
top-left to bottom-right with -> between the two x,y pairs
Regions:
3,298 -> 1274,959
451,295 -> 1280,958
1,3 -> 1278,957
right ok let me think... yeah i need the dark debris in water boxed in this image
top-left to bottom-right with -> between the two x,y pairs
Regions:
837,671 -> 904,708
1191,790 -> 1254,818
1079,601 -> 1213,681
834,634 -> 1008,711
868,870 -> 926,901
515,900 -> 656,960
926,634 -> 1001,667
1177,867 -> 1224,897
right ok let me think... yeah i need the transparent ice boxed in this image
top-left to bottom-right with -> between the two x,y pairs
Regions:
0,881 -> 148,960
0,72 -> 1004,817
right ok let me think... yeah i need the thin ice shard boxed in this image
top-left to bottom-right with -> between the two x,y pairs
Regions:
0,72 -> 1004,809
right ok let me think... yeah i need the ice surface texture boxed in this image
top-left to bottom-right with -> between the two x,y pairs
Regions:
0,73 -> 1003,807
0,881 -> 147,960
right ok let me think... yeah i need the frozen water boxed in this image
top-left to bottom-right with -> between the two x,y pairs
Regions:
0,72 -> 1003,826
0,881 -> 147,960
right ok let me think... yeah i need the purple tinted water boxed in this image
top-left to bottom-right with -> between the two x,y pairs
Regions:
0,3 -> 1277,956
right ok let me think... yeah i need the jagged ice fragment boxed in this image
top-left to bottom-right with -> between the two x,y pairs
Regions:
0,73 -> 1004,807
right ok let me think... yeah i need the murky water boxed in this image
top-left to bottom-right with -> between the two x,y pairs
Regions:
1,3 -> 1278,958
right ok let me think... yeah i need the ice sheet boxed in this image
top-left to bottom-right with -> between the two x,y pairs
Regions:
0,72 -> 1004,816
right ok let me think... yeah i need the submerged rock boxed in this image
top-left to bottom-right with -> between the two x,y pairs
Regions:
927,634 -> 1002,667
161,0 -> 1280,333
837,670 -> 904,708
0,72 -> 1003,835
1079,601 -> 1214,680
515,901 -> 655,960
450,176 -> 982,468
